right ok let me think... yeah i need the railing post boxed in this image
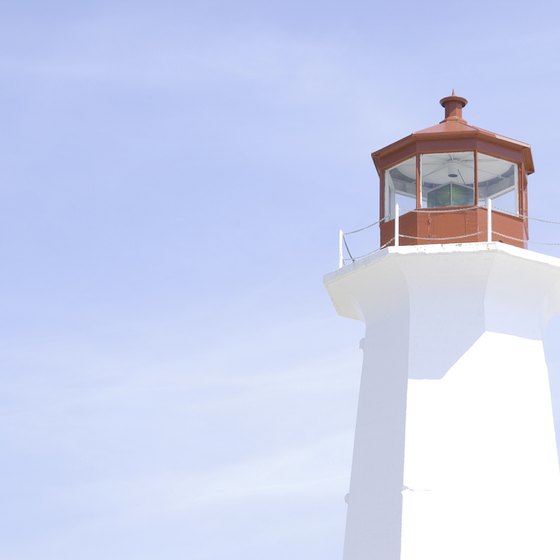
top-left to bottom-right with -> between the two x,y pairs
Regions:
395,202 -> 400,247
487,198 -> 492,242
338,229 -> 344,269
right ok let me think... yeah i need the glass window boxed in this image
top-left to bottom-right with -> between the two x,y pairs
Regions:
385,156 -> 416,219
477,153 -> 518,215
421,151 -> 475,208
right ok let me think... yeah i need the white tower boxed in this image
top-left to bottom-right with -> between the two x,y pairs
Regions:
325,95 -> 560,560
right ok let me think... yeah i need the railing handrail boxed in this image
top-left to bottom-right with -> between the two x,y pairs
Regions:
338,202 -> 560,266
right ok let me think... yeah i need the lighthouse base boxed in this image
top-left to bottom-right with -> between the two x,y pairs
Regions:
325,243 -> 560,560
401,331 -> 560,560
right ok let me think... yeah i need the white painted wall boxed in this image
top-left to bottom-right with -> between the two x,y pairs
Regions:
325,243 -> 560,560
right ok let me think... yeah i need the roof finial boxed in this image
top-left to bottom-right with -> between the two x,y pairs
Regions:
439,92 -> 468,123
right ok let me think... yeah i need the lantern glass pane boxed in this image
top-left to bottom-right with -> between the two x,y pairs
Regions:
385,156 -> 416,219
421,152 -> 475,208
477,153 -> 518,215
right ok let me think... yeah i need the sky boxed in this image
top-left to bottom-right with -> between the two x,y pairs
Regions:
0,1 -> 560,558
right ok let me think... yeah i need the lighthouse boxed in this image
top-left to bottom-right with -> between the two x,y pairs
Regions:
325,95 -> 560,560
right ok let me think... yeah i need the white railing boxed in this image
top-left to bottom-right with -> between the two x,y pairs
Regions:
395,203 -> 400,248
337,203 -> 560,269
487,198 -> 492,242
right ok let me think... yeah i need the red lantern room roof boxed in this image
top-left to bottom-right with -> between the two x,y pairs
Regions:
372,93 -> 534,175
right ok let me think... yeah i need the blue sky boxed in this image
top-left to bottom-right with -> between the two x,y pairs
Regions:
1,1 -> 559,558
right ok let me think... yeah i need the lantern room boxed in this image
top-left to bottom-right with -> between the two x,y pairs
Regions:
372,94 -> 534,248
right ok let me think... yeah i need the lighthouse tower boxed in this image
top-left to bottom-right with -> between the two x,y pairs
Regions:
325,95 -> 560,560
